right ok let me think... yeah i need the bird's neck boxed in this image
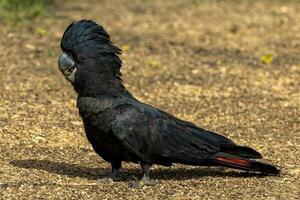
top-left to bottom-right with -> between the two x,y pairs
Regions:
73,70 -> 127,98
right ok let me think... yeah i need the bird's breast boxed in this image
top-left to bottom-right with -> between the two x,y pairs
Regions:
83,122 -> 138,162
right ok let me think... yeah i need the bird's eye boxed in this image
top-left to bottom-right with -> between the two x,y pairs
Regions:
79,55 -> 86,61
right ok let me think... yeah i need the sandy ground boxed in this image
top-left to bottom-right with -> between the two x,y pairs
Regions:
0,0 -> 299,199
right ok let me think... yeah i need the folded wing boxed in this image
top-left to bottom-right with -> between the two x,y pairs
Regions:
109,101 -> 234,166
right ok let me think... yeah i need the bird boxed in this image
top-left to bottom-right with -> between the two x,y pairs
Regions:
58,20 -> 280,186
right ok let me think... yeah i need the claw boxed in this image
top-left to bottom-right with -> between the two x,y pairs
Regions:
97,170 -> 121,183
130,176 -> 159,188
97,177 -> 114,183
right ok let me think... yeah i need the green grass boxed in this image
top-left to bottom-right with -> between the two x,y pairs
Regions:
0,0 -> 54,23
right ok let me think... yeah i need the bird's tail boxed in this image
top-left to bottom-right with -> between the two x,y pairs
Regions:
210,151 -> 280,175
220,145 -> 262,159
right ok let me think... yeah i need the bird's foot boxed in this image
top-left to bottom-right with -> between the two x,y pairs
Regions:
130,176 -> 159,188
97,176 -> 114,183
97,171 -> 121,183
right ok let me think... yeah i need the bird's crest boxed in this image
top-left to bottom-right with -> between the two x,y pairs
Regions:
61,20 -> 121,55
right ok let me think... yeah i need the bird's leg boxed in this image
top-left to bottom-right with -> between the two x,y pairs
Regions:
110,160 -> 121,180
131,162 -> 158,187
98,161 -> 121,182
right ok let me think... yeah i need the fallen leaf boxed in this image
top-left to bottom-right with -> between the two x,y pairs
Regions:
36,27 -> 47,36
147,59 -> 160,68
260,54 -> 273,65
121,44 -> 130,52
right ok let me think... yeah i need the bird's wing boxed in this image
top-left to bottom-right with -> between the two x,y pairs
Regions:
108,100 -> 233,165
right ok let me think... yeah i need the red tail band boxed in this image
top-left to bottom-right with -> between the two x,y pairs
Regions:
215,156 -> 250,167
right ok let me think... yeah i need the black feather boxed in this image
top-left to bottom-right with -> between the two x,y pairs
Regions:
59,20 -> 280,181
220,145 -> 262,159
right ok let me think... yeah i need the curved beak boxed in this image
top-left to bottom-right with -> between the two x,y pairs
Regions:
58,52 -> 75,74
58,52 -> 76,82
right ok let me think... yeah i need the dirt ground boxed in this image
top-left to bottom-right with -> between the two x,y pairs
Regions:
0,0 -> 299,199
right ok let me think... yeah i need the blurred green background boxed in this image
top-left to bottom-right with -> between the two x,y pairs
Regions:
0,0 -> 54,22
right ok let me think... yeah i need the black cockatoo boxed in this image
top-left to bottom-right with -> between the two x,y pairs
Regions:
58,20 -> 279,185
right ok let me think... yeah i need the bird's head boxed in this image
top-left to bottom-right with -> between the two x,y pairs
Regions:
58,20 -> 123,94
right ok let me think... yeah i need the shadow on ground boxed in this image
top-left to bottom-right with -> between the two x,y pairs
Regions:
10,159 -> 268,181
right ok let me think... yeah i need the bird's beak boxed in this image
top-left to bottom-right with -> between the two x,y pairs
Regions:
58,52 -> 76,82
58,52 -> 75,73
